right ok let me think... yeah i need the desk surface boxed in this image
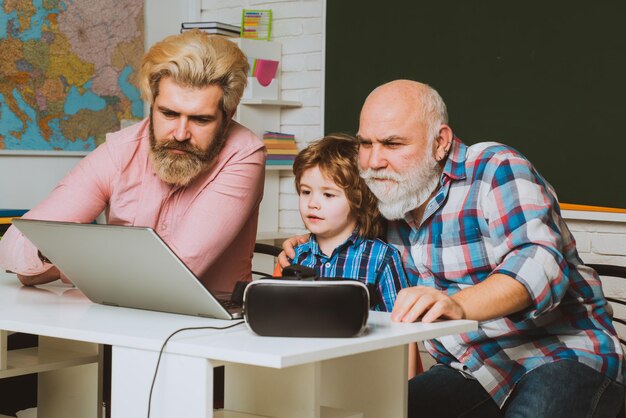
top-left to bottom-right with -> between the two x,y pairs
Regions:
0,271 -> 476,368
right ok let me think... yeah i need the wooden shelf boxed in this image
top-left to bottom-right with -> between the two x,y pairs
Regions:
240,98 -> 301,107
0,347 -> 99,379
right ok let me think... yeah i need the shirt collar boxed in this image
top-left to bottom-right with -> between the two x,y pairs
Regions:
441,136 -> 467,182
306,229 -> 362,257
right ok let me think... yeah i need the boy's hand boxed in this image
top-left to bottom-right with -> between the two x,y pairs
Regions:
278,234 -> 310,267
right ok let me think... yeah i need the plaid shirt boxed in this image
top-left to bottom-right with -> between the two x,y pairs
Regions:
292,231 -> 409,311
386,137 -> 624,407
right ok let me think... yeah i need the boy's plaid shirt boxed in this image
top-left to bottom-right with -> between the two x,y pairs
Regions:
292,231 -> 408,312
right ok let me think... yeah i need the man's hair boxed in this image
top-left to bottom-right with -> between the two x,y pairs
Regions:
139,30 -> 249,117
420,84 -> 449,140
293,134 -> 383,239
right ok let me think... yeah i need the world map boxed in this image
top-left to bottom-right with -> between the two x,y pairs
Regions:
0,0 -> 144,151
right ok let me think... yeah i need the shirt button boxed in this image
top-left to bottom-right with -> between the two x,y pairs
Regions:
161,224 -> 167,230
325,262 -> 331,268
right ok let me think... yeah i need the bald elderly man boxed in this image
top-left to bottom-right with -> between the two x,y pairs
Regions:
282,80 -> 625,417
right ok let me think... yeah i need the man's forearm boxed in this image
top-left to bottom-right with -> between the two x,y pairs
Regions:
451,273 -> 532,322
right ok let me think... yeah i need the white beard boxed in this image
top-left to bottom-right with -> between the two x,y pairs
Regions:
360,152 -> 441,220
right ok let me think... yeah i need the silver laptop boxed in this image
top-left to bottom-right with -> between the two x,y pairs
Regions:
12,219 -> 242,319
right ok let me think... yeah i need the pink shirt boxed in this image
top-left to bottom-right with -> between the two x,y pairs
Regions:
0,118 -> 266,292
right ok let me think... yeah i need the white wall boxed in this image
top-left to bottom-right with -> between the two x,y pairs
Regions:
199,0 -> 325,233
145,0 -> 201,49
0,152 -> 85,209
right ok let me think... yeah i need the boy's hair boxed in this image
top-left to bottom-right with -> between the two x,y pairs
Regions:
293,133 -> 382,239
139,30 -> 249,118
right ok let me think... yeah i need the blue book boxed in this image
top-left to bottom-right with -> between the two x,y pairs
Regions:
266,160 -> 294,165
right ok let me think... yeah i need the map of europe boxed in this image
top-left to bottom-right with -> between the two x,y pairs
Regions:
0,0 -> 144,151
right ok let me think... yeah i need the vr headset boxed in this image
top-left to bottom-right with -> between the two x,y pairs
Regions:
242,265 -> 371,338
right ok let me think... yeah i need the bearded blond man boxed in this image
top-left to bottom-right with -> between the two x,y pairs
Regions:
0,31 -> 265,292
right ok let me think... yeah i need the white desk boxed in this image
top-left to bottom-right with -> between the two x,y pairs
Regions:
0,272 -> 476,418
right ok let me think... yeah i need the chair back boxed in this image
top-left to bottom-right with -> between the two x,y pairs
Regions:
252,243 -> 282,278
588,264 -> 626,347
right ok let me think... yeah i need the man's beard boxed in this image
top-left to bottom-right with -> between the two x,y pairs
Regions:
148,117 -> 228,187
360,152 -> 441,220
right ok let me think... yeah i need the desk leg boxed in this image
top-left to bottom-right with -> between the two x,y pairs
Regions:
224,345 -> 407,418
111,346 -> 217,418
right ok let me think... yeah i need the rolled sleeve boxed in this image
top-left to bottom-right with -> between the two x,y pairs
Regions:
0,225 -> 49,275
483,153 -> 569,318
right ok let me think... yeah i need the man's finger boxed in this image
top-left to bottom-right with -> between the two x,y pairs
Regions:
421,300 -> 448,323
392,288 -> 436,322
402,294 -> 437,323
391,288 -> 421,321
422,299 -> 465,323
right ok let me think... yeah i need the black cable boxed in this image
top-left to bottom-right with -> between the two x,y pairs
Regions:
146,320 -> 245,418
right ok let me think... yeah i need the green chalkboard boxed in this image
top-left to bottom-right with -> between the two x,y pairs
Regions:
325,1 -> 626,208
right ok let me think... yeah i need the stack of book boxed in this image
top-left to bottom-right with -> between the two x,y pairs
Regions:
180,21 -> 240,37
263,131 -> 298,166
0,209 -> 28,239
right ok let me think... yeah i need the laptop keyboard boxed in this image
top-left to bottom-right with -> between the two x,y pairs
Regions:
218,299 -> 242,310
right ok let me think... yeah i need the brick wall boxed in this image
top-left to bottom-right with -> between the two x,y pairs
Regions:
564,213 -> 626,267
564,212 -> 626,301
200,0 -> 325,233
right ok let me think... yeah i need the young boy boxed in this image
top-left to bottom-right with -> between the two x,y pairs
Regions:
287,133 -> 408,312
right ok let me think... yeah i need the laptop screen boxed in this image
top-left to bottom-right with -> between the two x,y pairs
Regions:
12,219 -> 239,319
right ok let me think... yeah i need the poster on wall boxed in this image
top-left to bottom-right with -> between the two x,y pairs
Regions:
0,0 -> 144,152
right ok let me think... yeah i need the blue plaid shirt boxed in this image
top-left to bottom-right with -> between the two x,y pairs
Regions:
387,137 -> 624,407
292,231 -> 409,311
